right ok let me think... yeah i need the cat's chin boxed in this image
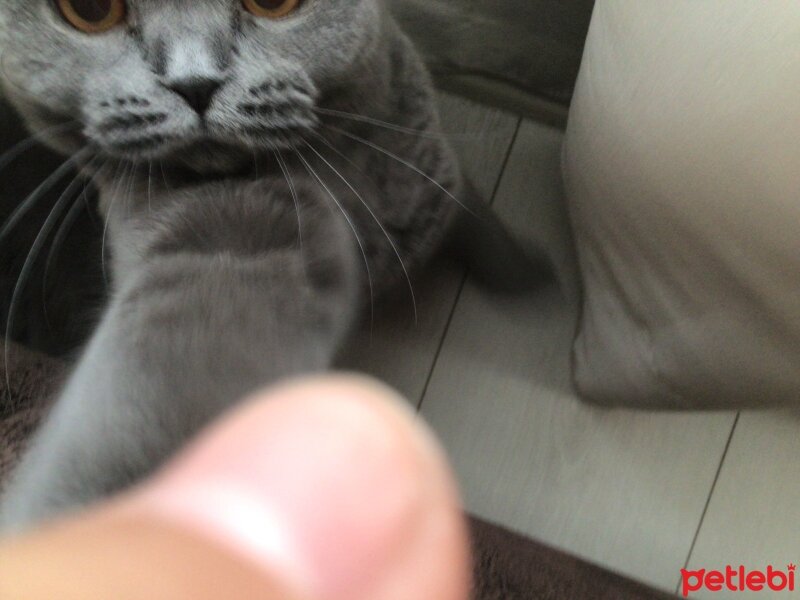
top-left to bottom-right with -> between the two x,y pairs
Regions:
101,134 -> 289,186
102,135 -> 253,175
171,140 -> 253,175
151,142 -> 278,188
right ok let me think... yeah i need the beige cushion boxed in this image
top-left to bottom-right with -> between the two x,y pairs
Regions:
562,1 -> 800,407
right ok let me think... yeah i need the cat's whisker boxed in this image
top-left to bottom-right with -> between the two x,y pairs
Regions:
42,159 -> 109,330
324,125 -> 475,218
147,161 -> 154,215
0,149 -> 91,249
42,193 -> 86,299
314,107 -> 476,141
271,147 -> 304,253
252,148 -> 260,180
81,164 -> 102,229
158,160 -> 172,192
101,161 -> 133,287
4,147 -> 96,398
310,131 -> 386,195
293,145 -> 375,329
0,121 -> 81,176
311,131 -> 401,210
303,139 -> 418,324
308,131 -> 420,325
126,160 -> 139,210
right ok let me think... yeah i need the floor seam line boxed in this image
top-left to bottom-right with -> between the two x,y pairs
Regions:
674,411 -> 742,594
415,115 -> 523,413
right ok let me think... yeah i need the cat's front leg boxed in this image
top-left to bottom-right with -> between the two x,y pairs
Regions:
0,180 -> 359,532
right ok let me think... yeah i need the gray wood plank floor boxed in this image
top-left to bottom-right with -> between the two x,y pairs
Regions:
342,94 -> 788,596
686,411 -> 800,599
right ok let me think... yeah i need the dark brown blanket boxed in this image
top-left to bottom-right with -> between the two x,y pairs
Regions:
0,340 -> 675,599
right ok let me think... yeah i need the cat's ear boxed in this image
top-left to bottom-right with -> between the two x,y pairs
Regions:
443,181 -> 556,293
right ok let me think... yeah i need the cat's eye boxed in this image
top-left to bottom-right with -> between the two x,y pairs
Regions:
57,0 -> 126,33
243,0 -> 300,19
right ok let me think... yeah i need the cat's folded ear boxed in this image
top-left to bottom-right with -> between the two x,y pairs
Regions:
444,182 -> 556,293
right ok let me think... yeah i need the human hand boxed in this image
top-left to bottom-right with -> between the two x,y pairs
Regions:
0,376 -> 470,599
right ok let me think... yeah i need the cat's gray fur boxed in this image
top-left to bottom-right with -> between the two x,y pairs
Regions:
0,0 -> 545,531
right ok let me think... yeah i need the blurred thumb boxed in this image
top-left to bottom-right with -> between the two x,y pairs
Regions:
0,376 -> 470,600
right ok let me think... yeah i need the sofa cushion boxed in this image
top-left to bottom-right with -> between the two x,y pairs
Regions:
562,1 -> 800,407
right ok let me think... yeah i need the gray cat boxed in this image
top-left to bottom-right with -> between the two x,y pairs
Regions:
0,0 -> 546,531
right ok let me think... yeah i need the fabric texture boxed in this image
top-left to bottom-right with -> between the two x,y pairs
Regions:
0,339 -> 675,599
562,1 -> 800,408
0,343 -> 63,491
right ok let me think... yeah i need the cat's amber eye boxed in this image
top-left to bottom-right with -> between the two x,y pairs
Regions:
57,0 -> 126,33
243,0 -> 300,19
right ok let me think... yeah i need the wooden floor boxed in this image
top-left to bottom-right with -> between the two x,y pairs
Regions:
339,94 -> 800,598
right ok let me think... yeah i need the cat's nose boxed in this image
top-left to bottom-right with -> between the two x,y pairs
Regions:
167,77 -> 222,115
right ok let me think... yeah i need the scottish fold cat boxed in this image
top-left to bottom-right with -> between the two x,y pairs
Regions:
0,0 -> 546,531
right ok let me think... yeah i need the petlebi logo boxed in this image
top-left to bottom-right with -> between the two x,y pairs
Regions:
680,564 -> 796,597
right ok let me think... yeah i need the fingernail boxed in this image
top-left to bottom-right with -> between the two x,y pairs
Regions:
128,377 -> 435,600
